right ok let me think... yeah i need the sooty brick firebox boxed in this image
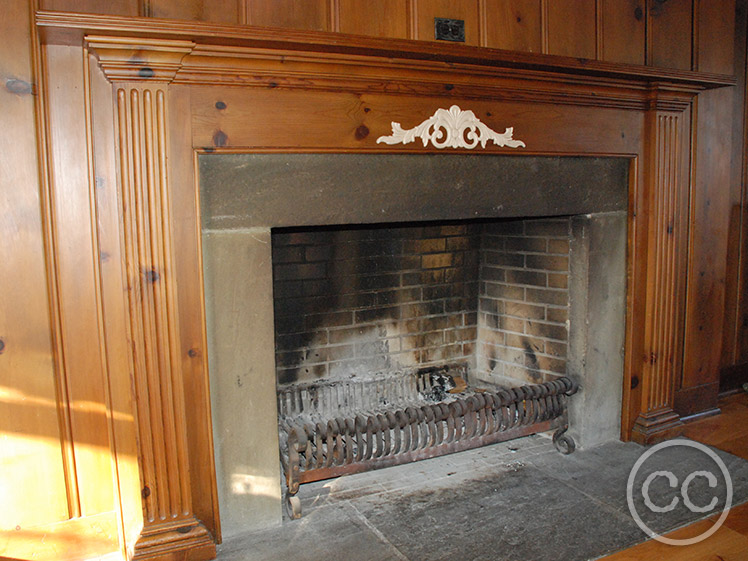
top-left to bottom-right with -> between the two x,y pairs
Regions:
272,217 -> 574,391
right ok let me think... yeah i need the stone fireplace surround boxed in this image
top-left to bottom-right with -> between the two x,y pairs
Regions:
36,18 -> 729,557
199,153 -> 627,534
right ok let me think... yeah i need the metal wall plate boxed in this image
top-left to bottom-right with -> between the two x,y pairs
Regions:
434,17 -> 465,42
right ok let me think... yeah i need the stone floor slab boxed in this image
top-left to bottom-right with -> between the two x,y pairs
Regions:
218,437 -> 748,561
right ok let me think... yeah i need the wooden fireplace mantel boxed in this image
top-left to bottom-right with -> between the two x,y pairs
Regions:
36,10 -> 737,89
39,11 -> 735,99
32,12 -> 734,560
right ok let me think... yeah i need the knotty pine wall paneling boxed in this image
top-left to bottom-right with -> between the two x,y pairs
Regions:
482,0 -> 542,52
679,85 -> 735,415
337,0 -> 411,38
696,0 -> 738,74
1,0 -> 69,533
600,0 -> 646,65
43,40 -> 115,520
246,0 -> 331,31
40,0 -> 139,15
545,0 -> 597,59
735,80 -> 748,365
147,0 -> 242,23
735,5 -> 748,368
647,0 -> 693,69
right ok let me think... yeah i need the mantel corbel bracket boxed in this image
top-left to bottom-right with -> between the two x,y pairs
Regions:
85,35 -> 195,83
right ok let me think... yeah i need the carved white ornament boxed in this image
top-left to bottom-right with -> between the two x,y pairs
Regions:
376,105 -> 526,150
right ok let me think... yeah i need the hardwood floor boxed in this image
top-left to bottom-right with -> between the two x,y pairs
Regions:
602,392 -> 748,560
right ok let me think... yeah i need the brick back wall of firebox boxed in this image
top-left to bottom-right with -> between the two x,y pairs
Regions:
272,223 -> 481,385
271,218 -> 572,387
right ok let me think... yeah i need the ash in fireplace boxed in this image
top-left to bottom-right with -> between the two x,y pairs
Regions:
419,369 -> 457,402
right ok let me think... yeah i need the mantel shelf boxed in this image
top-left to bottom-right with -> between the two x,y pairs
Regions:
37,10 -> 735,91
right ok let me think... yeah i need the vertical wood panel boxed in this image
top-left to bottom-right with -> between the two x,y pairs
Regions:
696,0 -> 735,74
677,88 -> 734,416
737,119 -> 748,361
169,85 -> 220,539
483,0 -> 542,52
149,0 -> 242,24
622,156 -> 648,439
44,43 -> 115,518
246,0 -> 331,31
40,0 -> 139,16
601,0 -> 645,65
677,0 -> 739,412
648,0 -> 693,70
0,0 -> 69,532
726,0 -> 748,368
414,0 -> 480,45
338,0 -> 410,38
546,0 -> 597,59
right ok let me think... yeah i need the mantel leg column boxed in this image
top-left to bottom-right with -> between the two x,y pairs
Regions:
116,84 -> 216,560
631,102 -> 690,445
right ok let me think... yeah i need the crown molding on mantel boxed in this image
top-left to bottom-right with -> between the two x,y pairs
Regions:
57,28 -> 706,112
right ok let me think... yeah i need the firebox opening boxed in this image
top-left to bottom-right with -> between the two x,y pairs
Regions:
271,216 -> 573,394
199,153 -> 629,535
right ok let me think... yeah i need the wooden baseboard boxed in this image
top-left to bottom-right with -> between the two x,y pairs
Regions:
674,382 -> 720,417
720,362 -> 748,393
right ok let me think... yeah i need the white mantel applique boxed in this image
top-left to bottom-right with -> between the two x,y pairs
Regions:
376,105 -> 526,150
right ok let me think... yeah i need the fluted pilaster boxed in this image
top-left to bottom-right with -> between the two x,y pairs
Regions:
115,84 -> 214,560
632,92 -> 691,444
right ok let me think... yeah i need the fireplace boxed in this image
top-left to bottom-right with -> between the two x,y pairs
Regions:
200,153 -> 628,534
27,23 -> 721,558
